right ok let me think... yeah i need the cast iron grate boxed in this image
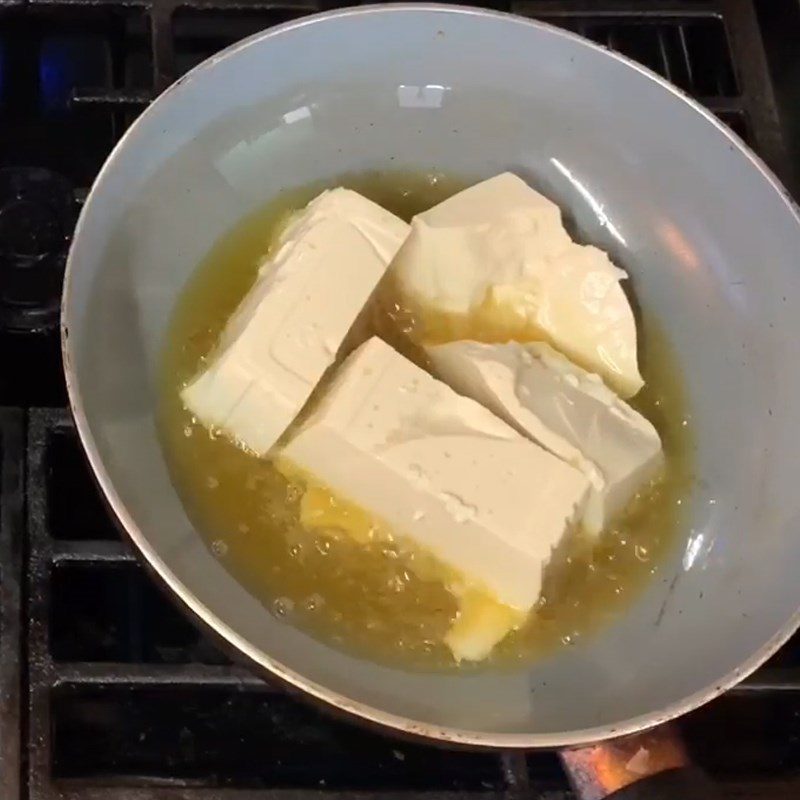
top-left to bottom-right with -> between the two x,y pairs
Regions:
24,411 -> 800,799
1,0 -> 799,798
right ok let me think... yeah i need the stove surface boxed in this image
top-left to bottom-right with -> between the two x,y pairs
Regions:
1,1 -> 799,798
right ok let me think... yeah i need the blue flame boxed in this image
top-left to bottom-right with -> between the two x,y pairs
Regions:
39,36 -> 110,112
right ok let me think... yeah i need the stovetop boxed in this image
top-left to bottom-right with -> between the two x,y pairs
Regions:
1,1 -> 800,798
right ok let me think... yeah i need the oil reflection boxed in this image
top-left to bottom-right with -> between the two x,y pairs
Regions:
682,530 -> 704,570
550,157 -> 627,247
655,220 -> 701,273
283,105 -> 312,125
397,84 -> 450,108
214,104 -> 315,189
682,528 -> 716,571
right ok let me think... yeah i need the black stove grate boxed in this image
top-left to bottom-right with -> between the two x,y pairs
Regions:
1,1 -> 800,798
21,412 -> 800,797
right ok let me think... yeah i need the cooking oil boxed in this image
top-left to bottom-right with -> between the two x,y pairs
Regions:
157,171 -> 694,671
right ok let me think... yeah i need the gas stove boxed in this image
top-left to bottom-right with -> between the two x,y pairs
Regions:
1,1 -> 799,798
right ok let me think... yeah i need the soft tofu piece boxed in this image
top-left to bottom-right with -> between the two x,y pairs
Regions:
427,340 -> 663,533
443,587 -> 526,663
391,172 -> 643,397
287,467 -> 526,663
279,336 -> 590,613
181,189 -> 410,455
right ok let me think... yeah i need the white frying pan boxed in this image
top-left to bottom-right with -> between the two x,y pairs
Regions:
61,6 -> 800,797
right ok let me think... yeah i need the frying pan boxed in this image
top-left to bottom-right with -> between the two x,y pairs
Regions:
62,5 -> 800,797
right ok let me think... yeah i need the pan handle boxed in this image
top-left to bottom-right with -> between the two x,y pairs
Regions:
560,725 -> 720,799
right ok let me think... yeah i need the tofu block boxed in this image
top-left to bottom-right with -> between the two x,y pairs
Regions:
391,172 -> 643,397
181,189 -> 410,454
283,463 -> 527,663
279,336 -> 590,612
443,587 -> 526,663
427,340 -> 664,533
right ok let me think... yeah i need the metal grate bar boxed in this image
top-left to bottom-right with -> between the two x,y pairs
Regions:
697,96 -> 745,114
71,88 -> 155,108
26,409 -> 59,800
511,1 -> 722,19
0,410 -> 24,800
52,540 -> 137,563
676,23 -> 695,84
53,662 -> 271,688
500,752 -> 532,800
720,0 -> 797,190
49,649 -> 796,711
54,790 -> 518,800
734,673 -> 800,693
45,662 -> 800,705
150,0 -> 177,90
27,0 -> 152,6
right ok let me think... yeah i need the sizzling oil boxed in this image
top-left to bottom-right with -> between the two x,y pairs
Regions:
158,171 -> 694,671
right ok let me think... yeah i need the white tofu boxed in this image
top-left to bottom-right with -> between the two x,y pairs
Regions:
279,337 -> 590,611
181,189 -> 410,455
443,588 -> 525,663
391,172 -> 643,397
427,340 -> 663,533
